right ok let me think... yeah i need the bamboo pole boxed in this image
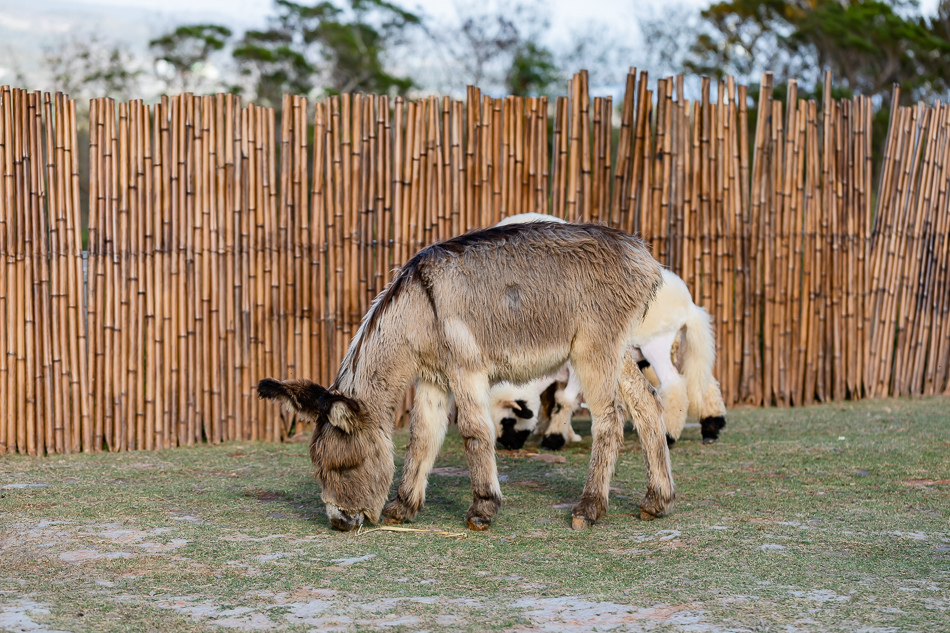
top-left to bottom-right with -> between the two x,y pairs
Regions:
21,91 -> 39,454
35,93 -> 55,454
0,87 -> 12,454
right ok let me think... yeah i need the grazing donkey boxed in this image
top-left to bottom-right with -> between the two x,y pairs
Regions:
489,213 -> 726,449
258,221 -> 674,532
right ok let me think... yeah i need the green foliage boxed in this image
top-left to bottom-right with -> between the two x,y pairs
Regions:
506,40 -> 560,96
231,0 -> 419,106
687,0 -> 950,103
149,24 -> 233,93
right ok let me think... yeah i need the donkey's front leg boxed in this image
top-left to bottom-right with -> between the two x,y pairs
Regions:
382,380 -> 450,524
618,350 -> 675,520
453,372 -> 503,531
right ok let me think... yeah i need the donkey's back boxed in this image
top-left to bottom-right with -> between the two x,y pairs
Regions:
410,222 -> 662,384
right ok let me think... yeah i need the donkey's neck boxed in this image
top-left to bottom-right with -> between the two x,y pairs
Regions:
334,329 -> 419,428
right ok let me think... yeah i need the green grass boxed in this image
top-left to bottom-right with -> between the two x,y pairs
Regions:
2,397 -> 948,632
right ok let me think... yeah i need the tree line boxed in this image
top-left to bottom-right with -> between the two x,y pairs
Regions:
35,0 -> 950,108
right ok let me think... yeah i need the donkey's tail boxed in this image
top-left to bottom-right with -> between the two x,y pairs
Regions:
681,304 -> 726,425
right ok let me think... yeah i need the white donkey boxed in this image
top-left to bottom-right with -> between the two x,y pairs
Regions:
490,213 -> 727,449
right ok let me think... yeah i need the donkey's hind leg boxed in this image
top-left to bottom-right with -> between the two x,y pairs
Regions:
382,380 -> 450,524
569,350 -> 627,530
618,349 -> 675,520
452,371 -> 503,531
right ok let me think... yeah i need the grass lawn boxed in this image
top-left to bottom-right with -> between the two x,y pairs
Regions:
1,396 -> 948,632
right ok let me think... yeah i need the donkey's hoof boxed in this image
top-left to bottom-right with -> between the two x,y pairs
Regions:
466,517 -> 491,531
571,497 -> 606,527
381,497 -> 418,524
639,488 -> 672,520
571,515 -> 593,531
541,433 -> 567,451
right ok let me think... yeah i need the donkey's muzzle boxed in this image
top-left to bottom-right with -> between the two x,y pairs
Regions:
326,504 -> 364,532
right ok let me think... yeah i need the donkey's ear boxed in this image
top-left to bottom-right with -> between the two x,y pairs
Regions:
257,378 -> 328,422
257,378 -> 361,433
325,398 -> 360,434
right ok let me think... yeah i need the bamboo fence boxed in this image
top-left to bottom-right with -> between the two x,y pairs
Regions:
0,71 -> 948,454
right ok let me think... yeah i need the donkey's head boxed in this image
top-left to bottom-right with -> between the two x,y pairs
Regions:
257,378 -> 394,531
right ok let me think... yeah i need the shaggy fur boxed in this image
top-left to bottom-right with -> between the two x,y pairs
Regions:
258,221 -> 672,532
489,213 -> 727,448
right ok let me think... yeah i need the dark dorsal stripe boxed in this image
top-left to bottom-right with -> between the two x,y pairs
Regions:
343,221 -> 643,380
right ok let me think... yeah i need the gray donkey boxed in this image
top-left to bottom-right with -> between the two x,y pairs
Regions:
258,221 -> 674,532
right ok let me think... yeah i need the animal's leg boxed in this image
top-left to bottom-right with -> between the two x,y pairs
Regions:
541,365 -> 583,449
640,331 -> 688,445
569,353 -> 627,530
381,381 -> 450,524
680,304 -> 727,443
698,383 -> 727,444
618,350 -> 675,519
453,372 -> 503,531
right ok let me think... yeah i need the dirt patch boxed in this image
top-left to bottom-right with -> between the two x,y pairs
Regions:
0,599 -> 71,633
430,467 -> 469,477
245,489 -> 285,502
510,597 -> 704,633
530,454 -> 566,464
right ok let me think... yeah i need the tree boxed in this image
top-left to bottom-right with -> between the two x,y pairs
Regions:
150,24 -> 233,93
434,1 -> 559,94
308,0 -> 420,94
506,40 -> 560,96
685,0 -> 950,103
231,0 -> 420,106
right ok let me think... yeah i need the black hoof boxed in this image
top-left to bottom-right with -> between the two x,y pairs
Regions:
540,433 -> 566,451
665,433 -> 676,447
700,416 -> 726,442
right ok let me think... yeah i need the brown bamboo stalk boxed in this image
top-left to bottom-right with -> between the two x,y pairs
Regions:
22,91 -> 41,454
0,87 -> 9,454
749,73 -> 773,405
653,79 -> 669,263
551,97 -> 568,219
36,93 -> 56,453
787,93 -> 806,404
220,94 -> 236,441
464,88 -> 478,232
801,100 -> 820,405
207,95 -> 223,442
130,100 -> 147,450
490,97 -> 502,225
311,100 -> 328,387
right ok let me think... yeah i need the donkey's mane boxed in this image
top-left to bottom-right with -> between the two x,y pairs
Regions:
336,221 -> 625,389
